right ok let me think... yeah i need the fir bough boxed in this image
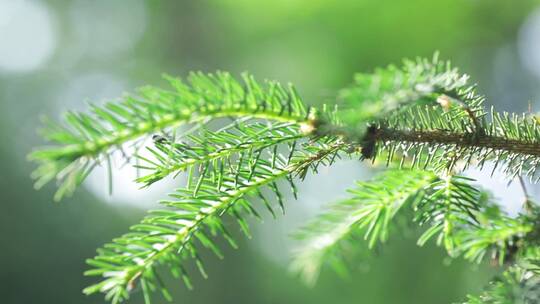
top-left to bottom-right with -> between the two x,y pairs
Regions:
30,55 -> 540,303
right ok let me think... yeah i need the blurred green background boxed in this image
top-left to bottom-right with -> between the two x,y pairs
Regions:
2,0 -> 540,303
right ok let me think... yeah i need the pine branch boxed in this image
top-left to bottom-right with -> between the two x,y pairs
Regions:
455,212 -> 533,265
411,173 -> 532,265
135,121 -> 304,187
336,53 -> 485,139
28,55 -> 540,304
29,72 -> 309,201
304,56 -> 540,182
377,127 -> 540,159
414,175 -> 486,253
83,137 -> 347,303
462,266 -> 540,304
367,107 -> 540,181
291,169 -> 437,285
291,169 -> 534,285
312,89 -> 540,182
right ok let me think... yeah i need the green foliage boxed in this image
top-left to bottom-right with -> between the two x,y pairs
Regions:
291,169 -> 437,285
413,176 -> 484,253
336,54 -> 484,141
372,105 -> 540,181
29,55 -> 540,303
291,170 -> 533,286
29,72 -> 309,201
135,121 -> 303,188
333,55 -> 540,183
83,136 -> 344,303
463,266 -> 540,304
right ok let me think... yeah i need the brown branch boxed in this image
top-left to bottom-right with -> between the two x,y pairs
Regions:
369,128 -> 540,158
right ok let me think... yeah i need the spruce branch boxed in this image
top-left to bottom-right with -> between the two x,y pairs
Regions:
292,168 -> 534,285
375,127 -> 540,159
291,169 -> 438,285
367,106 -> 540,181
455,214 -> 533,264
414,175 -> 486,253
411,174 -> 531,265
336,54 -> 485,139
29,72 -> 309,201
83,136 -> 347,303
462,266 -> 540,304
312,56 -> 540,181
135,121 -> 304,187
315,90 -> 540,181
28,55 -> 540,304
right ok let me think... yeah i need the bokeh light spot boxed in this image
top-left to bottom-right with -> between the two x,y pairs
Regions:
0,0 -> 56,73
518,7 -> 540,79
69,0 -> 147,58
